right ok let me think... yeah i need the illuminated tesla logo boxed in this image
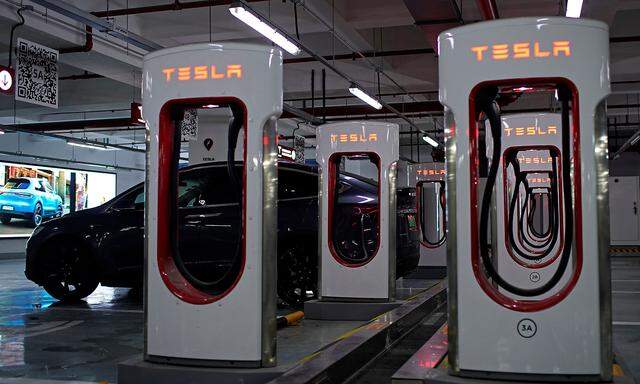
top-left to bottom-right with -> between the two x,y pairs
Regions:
504,125 -> 557,137
471,41 -> 571,62
162,64 -> 243,82
527,176 -> 551,183
517,156 -> 553,164
416,169 -> 445,176
330,133 -> 378,143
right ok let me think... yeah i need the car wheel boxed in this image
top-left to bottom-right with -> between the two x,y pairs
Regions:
41,241 -> 99,301
0,216 -> 10,225
55,204 -> 63,218
31,203 -> 43,227
277,237 -> 317,309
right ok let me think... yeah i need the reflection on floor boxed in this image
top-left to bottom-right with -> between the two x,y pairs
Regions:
611,257 -> 640,380
0,259 -> 142,383
2,256 -> 637,383
0,259 -> 439,383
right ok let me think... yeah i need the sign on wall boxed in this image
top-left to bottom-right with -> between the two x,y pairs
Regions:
294,134 -> 305,164
16,39 -> 58,108
180,108 -> 199,140
0,65 -> 15,95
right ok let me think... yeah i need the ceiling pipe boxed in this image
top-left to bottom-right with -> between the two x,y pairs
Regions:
285,89 -> 438,103
29,0 -> 163,52
281,101 -> 444,119
610,35 -> 640,43
0,123 -> 146,154
476,0 -> 500,20
26,0 -> 321,127
59,72 -> 105,81
91,0 -> 263,18
403,0 -> 463,51
59,25 -> 93,54
237,1 -> 441,146
284,48 -> 435,64
613,127 -> 640,159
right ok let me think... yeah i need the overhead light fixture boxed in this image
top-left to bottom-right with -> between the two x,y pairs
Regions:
566,0 -> 583,18
348,84 -> 382,110
202,104 -> 220,109
68,141 -> 118,151
422,135 -> 439,148
229,3 -> 301,55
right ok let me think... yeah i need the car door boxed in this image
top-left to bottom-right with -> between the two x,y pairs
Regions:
278,167 -> 318,233
35,180 -> 52,214
100,186 -> 145,284
42,180 -> 58,215
178,166 -> 240,284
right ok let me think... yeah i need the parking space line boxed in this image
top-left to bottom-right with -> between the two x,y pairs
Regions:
612,279 -> 640,282
23,320 -> 84,338
1,305 -> 143,314
0,378 -> 99,384
46,307 -> 143,314
613,322 -> 640,326
612,291 -> 640,294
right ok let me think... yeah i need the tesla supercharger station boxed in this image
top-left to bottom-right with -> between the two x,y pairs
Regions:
439,18 -> 611,380
488,113 -> 573,294
317,121 -> 399,301
143,43 -> 282,367
409,163 -> 447,274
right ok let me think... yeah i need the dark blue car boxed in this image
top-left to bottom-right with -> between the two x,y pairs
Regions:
0,177 -> 63,227
24,162 -> 419,307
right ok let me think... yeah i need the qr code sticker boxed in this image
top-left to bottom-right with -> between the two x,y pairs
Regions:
180,109 -> 199,140
16,39 -> 58,108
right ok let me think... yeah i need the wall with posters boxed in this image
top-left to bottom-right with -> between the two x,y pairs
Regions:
0,130 -> 144,258
0,161 -> 117,237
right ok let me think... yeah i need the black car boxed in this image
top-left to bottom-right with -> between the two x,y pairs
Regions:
25,161 -> 419,307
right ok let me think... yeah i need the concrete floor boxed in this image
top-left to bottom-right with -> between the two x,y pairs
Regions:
611,257 -> 640,379
0,259 -> 438,383
0,220 -> 36,236
0,257 -> 638,383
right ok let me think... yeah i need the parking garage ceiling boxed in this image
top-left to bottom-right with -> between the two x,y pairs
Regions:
1,0 -> 640,155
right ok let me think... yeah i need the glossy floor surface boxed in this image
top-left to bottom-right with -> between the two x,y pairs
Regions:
611,257 -> 640,380
0,259 -> 438,383
0,258 -> 638,383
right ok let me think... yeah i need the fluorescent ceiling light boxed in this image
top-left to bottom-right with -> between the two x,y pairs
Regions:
229,4 -> 301,55
202,104 -> 220,109
348,85 -> 382,110
68,141 -> 118,151
566,0 -> 583,18
422,135 -> 439,148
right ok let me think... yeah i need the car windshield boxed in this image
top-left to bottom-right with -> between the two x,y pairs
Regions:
4,178 -> 30,190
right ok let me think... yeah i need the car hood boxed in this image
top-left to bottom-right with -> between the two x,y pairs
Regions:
63,206 -> 103,218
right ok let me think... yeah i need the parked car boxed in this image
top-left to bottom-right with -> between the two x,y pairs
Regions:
25,162 -> 419,307
0,178 -> 63,227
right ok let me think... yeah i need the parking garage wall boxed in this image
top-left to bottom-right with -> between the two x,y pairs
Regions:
610,152 -> 640,176
0,131 -> 144,259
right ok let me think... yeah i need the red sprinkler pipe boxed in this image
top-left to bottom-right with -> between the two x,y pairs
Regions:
476,0 -> 499,20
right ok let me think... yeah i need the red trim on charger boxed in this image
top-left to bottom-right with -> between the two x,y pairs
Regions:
416,181 -> 446,249
327,152 -> 381,268
157,97 -> 248,305
468,78 -> 583,312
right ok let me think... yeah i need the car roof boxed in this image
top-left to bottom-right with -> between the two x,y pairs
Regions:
180,160 -> 318,173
